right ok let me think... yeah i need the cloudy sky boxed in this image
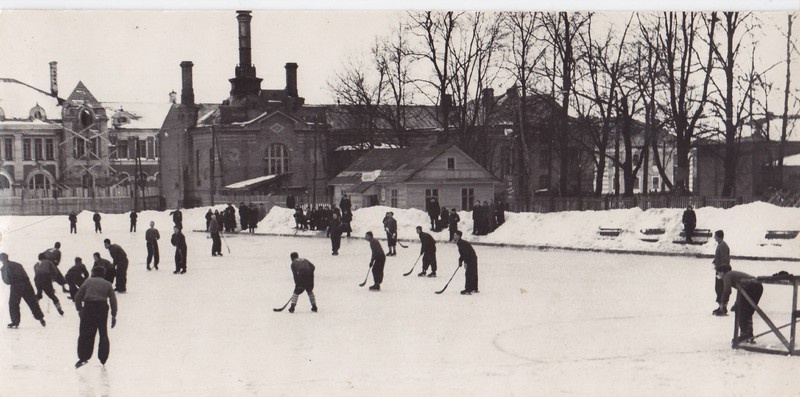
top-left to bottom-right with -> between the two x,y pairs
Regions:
0,2 -> 797,107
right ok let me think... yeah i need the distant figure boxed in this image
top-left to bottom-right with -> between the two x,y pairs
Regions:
682,205 -> 697,243
171,226 -> 187,274
93,212 -> 102,233
454,231 -> 479,295
472,201 -> 483,235
365,231 -> 386,291
416,226 -> 437,277
286,252 -> 317,313
383,212 -> 398,256
342,208 -> 353,238
64,257 -> 89,300
712,230 -> 732,316
1,253 -> 46,328
73,265 -> 117,368
33,252 -> 64,316
495,200 -> 506,227
339,194 -> 352,214
209,214 -> 222,257
426,197 -> 441,231
145,221 -> 160,271
448,208 -> 460,242
129,210 -> 138,232
205,209 -> 213,232
439,207 -> 449,232
720,270 -> 764,344
170,208 -> 183,231
328,212 -> 344,256
68,211 -> 78,234
104,239 -> 128,293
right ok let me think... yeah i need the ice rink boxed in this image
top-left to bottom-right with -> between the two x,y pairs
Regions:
2,209 -> 800,396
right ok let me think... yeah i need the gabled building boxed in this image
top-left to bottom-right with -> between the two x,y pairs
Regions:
329,143 -> 501,211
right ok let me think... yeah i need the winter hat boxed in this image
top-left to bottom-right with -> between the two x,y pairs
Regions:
91,266 -> 106,277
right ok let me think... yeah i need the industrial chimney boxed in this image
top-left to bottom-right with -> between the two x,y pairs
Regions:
285,63 -> 298,98
180,61 -> 195,105
49,61 -> 58,96
229,10 -> 262,97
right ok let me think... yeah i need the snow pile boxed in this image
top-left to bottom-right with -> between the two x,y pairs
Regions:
259,202 -> 800,259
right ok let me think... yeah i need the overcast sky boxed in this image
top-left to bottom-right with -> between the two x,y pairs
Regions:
0,4 -> 798,107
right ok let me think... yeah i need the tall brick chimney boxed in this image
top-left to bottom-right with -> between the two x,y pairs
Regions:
229,10 -> 262,97
49,61 -> 58,96
285,63 -> 298,97
180,61 -> 195,105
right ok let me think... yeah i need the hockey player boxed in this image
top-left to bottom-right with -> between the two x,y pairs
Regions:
68,211 -> 78,234
74,266 -> 117,368
719,270 -> 763,344
454,231 -> 479,295
171,226 -> 187,274
33,252 -> 65,315
43,242 -> 68,293
365,231 -> 386,291
170,208 -> 183,230
1,253 -> 46,328
384,212 -> 398,256
104,239 -> 129,293
712,230 -> 732,316
416,226 -> 437,277
93,212 -> 102,233
65,257 -> 89,300
145,221 -> 160,271
92,253 -> 115,285
209,214 -> 222,257
129,210 -> 138,232
328,212 -> 344,255
287,252 -> 317,313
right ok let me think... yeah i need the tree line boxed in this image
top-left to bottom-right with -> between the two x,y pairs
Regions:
329,11 -> 798,201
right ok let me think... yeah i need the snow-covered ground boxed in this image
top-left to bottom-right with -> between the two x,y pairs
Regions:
0,204 -> 799,396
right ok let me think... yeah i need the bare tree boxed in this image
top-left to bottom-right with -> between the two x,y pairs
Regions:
778,13 -> 796,185
658,12 -> 716,195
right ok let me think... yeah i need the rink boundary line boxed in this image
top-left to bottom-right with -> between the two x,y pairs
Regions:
192,229 -> 800,262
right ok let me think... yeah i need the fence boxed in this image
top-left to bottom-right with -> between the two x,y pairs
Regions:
523,195 -> 742,214
0,186 -> 161,215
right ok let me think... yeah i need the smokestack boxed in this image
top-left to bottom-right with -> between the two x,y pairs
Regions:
285,63 -> 298,97
49,61 -> 58,96
180,61 -> 195,105
236,11 -> 253,69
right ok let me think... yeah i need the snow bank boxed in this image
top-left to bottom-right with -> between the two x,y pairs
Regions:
258,202 -> 800,259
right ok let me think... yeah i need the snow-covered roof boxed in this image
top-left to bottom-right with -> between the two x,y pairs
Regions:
0,78 -> 62,120
782,153 -> 800,166
224,174 -> 279,189
104,102 -> 171,130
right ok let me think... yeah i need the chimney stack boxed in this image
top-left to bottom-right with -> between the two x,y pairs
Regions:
49,61 -> 58,96
285,63 -> 298,97
236,10 -> 254,70
180,61 -> 195,105
229,10 -> 262,97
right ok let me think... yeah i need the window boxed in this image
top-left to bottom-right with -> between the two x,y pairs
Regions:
539,175 -> 550,190
34,138 -> 43,160
390,189 -> 398,207
146,137 -> 155,159
88,137 -> 101,159
425,189 -> 439,201
266,143 -> 289,175
0,107 -> 5,121
447,157 -> 455,170
154,138 -> 159,159
137,139 -> 146,159
651,176 -> 659,191
79,108 -> 94,127
30,106 -> 46,120
117,139 -> 128,159
209,148 -> 215,181
27,173 -> 52,190
0,174 -> 9,189
109,137 -> 117,160
45,139 -> 54,160
461,188 -> 475,211
23,139 -> 32,160
634,177 -> 640,189
2,137 -> 12,160
196,150 -> 201,186
73,138 -> 85,159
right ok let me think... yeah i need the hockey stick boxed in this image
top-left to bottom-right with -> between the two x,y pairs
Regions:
272,297 -> 293,312
403,254 -> 423,276
358,264 -> 374,287
434,265 -> 461,294
397,241 -> 408,248
221,232 -> 231,254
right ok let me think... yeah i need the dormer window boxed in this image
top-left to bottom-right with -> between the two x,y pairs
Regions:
447,157 -> 455,170
0,107 -> 5,121
79,108 -> 94,127
30,105 -> 46,120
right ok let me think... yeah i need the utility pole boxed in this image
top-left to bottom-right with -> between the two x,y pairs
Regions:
312,115 -> 319,206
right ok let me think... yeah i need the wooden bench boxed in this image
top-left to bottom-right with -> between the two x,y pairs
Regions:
765,230 -> 799,240
674,229 -> 712,245
598,227 -> 622,237
639,228 -> 665,242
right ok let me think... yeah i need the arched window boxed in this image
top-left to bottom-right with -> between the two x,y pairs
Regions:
0,174 -> 10,189
265,143 -> 289,175
79,108 -> 94,127
30,105 -> 46,120
27,172 -> 52,190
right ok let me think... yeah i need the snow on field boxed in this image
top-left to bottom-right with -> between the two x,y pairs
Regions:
0,203 -> 799,396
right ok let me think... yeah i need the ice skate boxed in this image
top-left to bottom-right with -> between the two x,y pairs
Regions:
311,305 -> 318,312
427,272 -> 437,278
75,360 -> 88,369
288,304 -> 296,313
417,271 -> 427,277
7,323 -> 18,329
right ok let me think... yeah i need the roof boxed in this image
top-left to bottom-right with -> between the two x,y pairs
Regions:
65,81 -> 99,104
322,105 -> 442,131
330,143 -> 453,185
779,153 -> 800,166
0,78 -> 62,120
483,90 -> 560,126
105,102 -> 172,130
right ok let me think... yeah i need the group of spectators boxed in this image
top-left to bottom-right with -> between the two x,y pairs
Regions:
470,200 -> 505,236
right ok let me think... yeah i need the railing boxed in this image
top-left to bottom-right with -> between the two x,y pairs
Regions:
519,195 -> 742,213
0,185 -> 161,215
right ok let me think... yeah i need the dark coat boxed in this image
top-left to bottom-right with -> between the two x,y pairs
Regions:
171,232 -> 187,252
456,238 -> 477,265
419,232 -> 436,255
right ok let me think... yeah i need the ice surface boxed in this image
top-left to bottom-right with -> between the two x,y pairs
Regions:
0,204 -> 799,396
